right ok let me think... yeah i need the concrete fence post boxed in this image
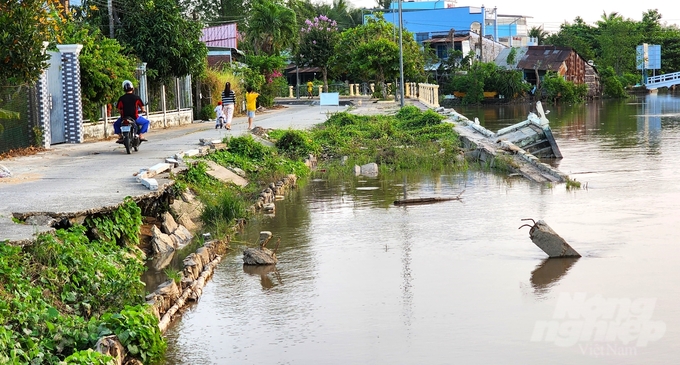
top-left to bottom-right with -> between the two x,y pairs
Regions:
433,85 -> 440,108
161,85 -> 167,128
56,44 -> 84,143
349,84 -> 354,96
288,86 -> 294,98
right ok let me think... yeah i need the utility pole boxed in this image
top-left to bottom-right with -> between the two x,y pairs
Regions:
398,0 -> 405,107
108,0 -> 114,38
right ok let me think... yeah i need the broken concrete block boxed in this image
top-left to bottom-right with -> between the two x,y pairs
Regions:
141,178 -> 158,191
227,166 -> 246,177
0,165 -> 11,178
359,162 -> 379,177
205,161 -> 248,187
185,149 -> 200,157
25,215 -> 56,227
165,158 -> 179,168
521,219 -> 580,258
148,163 -> 172,177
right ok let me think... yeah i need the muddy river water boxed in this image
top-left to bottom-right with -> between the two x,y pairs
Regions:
161,95 -> 680,364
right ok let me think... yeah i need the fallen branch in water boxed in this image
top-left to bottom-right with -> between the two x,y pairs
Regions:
393,190 -> 464,206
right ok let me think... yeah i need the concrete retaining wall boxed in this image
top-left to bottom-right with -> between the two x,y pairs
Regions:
82,109 -> 194,142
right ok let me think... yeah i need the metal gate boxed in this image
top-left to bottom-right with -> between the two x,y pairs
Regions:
47,51 -> 65,144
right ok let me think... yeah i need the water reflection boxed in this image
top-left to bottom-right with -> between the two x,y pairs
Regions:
242,264 -> 281,290
530,257 -> 580,299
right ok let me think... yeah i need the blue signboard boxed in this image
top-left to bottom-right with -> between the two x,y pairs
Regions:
636,44 -> 661,70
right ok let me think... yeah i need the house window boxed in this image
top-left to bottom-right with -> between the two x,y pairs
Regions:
437,45 -> 448,59
416,33 -> 429,43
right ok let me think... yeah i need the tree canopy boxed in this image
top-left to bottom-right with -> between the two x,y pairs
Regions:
0,0 -> 57,83
114,0 -> 207,80
332,13 -> 425,91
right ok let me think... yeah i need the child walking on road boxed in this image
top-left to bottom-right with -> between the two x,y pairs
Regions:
214,101 -> 225,129
246,87 -> 260,130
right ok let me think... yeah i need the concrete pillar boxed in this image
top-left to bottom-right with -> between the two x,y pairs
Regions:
349,84 -> 354,96
57,44 -> 84,144
35,55 -> 51,148
405,82 -> 410,97
355,84 -> 360,95
288,86 -> 294,98
318,85 -> 323,96
370,83 -> 375,93
433,85 -> 440,108
526,220 -> 581,257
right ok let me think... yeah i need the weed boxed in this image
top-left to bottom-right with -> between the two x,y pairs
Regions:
164,268 -> 183,285
566,178 -> 582,190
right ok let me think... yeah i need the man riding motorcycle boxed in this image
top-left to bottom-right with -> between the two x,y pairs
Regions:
114,80 -> 150,143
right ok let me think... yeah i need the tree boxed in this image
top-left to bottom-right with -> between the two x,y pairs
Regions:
246,0 -> 297,56
298,15 -> 341,91
596,12 -> 639,75
375,0 -> 391,10
115,0 -> 207,80
332,13 -> 424,95
544,17 -> 597,62
0,0 -> 55,83
528,26 -> 549,45
62,21 -> 137,121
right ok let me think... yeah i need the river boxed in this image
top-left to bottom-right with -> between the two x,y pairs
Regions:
161,94 -> 680,364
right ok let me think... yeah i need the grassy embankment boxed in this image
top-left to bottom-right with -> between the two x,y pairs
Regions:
0,106 -> 465,364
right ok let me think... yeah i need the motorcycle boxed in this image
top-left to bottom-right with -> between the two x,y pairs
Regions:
120,117 -> 142,154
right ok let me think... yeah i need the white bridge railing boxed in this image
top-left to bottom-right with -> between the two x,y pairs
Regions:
646,71 -> 680,89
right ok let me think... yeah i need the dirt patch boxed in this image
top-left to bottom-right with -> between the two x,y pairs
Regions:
0,173 -> 41,184
0,146 -> 45,160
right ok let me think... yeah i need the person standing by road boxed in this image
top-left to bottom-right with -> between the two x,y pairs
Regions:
307,80 -> 314,99
221,82 -> 236,130
245,86 -> 260,130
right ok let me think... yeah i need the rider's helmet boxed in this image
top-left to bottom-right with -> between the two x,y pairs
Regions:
122,80 -> 134,92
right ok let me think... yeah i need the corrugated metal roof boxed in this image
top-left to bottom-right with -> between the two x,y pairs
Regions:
201,24 -> 238,49
494,47 -> 528,69
516,46 -> 573,71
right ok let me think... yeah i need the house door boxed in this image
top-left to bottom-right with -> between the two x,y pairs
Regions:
47,51 -> 65,144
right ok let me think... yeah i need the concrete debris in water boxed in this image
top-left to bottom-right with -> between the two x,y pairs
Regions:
519,219 -> 581,258
243,231 -> 279,265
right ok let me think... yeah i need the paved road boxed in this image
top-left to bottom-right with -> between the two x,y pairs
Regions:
0,103 -> 362,243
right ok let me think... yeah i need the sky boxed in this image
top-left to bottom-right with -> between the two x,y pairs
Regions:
346,0 -> 680,32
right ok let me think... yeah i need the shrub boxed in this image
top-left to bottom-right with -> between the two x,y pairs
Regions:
200,104 -> 216,121
227,135 -> 273,160
541,72 -> 587,103
274,129 -> 319,159
96,305 -> 166,364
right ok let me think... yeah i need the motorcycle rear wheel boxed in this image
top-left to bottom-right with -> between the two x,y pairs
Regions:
123,134 -> 131,154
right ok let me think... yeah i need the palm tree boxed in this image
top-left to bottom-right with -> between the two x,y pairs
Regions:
247,0 -> 297,55
528,25 -> 549,45
375,0 -> 391,10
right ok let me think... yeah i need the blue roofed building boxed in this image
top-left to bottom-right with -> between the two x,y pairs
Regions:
374,1 -> 533,53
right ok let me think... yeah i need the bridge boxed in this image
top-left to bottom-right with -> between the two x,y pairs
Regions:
645,71 -> 680,90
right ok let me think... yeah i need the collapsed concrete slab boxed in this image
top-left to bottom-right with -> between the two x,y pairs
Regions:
449,101 -> 567,183
520,219 -> 581,258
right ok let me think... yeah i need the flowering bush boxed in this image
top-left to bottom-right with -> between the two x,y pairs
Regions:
298,15 -> 340,90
